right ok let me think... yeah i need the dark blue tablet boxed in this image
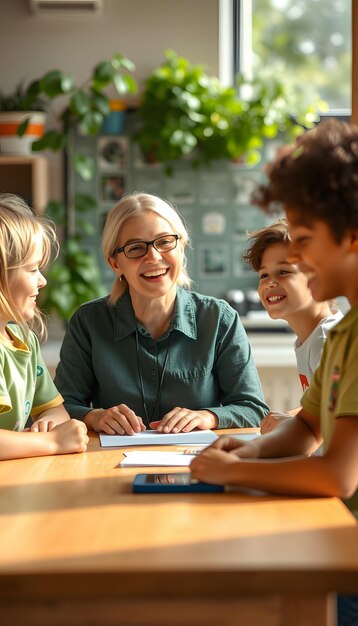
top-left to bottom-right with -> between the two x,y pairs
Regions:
132,473 -> 224,493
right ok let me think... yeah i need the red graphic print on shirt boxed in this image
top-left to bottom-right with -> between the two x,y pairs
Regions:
299,374 -> 310,391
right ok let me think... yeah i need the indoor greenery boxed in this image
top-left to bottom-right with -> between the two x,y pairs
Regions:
17,54 -> 137,320
0,82 -> 47,112
135,50 -> 327,174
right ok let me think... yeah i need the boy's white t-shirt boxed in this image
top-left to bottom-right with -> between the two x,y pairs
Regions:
294,310 -> 344,391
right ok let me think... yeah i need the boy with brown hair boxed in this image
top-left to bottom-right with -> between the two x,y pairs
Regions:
191,118 -> 358,509
243,219 -> 342,433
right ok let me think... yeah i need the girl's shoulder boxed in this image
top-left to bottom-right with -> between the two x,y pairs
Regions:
6,323 -> 38,351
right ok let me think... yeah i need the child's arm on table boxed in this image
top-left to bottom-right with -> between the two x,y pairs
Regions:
30,404 -> 70,432
0,419 -> 88,461
190,411 -> 358,499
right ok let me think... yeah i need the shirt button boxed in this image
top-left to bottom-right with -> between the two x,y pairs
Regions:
151,369 -> 157,376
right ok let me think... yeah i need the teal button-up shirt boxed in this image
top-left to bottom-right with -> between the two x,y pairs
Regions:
54,288 -> 269,428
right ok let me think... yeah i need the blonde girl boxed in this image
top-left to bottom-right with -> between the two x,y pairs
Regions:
0,193 -> 88,460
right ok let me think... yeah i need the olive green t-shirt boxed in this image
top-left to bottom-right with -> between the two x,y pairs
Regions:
301,306 -> 358,517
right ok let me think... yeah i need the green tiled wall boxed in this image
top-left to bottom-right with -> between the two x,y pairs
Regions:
74,113 -> 275,299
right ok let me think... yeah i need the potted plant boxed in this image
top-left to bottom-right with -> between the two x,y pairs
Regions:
135,50 -> 327,173
0,82 -> 47,154
16,53 -> 137,321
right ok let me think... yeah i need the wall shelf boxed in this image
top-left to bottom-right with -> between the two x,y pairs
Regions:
0,155 -> 49,214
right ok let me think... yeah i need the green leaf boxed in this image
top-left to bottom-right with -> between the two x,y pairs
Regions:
40,70 -> 74,97
78,111 -> 103,136
70,90 -> 91,116
76,218 -> 95,235
16,117 -> 31,137
31,130 -> 64,152
113,73 -> 129,95
74,154 -> 95,180
111,53 -> 136,73
121,74 -> 137,94
45,200 -> 66,224
75,192 -> 98,212
90,90 -> 110,116
92,61 -> 114,87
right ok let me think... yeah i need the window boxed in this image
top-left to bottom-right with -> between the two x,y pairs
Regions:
232,0 -> 351,114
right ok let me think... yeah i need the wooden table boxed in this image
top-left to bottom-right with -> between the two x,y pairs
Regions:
0,429 -> 357,626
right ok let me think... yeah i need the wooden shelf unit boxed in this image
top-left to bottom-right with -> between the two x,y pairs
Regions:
0,155 -> 49,214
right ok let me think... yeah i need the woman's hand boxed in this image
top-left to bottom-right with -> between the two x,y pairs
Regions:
190,447 -> 238,485
84,404 -> 146,435
151,408 -> 218,433
260,411 -> 291,435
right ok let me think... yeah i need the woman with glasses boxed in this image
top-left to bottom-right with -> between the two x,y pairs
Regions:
54,192 -> 269,435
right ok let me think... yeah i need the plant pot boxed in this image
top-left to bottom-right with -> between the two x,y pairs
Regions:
100,100 -> 126,135
0,111 -> 46,154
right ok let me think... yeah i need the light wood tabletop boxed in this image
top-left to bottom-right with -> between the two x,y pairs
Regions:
0,429 -> 357,626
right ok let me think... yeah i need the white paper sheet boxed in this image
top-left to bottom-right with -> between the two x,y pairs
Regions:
99,429 -> 218,448
120,451 -> 196,467
230,433 -> 260,441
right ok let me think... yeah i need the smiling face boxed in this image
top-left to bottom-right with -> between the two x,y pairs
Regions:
257,242 -> 314,321
286,212 -> 358,306
7,235 -> 47,323
109,211 -> 183,308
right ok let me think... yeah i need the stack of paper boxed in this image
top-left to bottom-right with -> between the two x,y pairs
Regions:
120,451 -> 196,467
100,429 -> 218,448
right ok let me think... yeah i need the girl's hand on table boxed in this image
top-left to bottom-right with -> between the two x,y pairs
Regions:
85,405 -> 146,435
50,420 -> 89,454
31,419 -> 57,433
150,409 -> 218,433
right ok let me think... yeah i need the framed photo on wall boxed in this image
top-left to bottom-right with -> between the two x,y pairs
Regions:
232,242 -> 253,277
232,170 -> 262,205
98,137 -> 129,170
198,243 -> 229,278
100,174 -> 126,202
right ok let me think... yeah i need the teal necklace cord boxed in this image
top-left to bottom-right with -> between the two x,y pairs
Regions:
135,328 -> 172,427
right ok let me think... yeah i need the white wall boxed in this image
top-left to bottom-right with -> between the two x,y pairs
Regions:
0,0 -> 220,197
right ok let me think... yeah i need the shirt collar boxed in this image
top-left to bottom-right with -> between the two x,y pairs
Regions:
112,287 -> 197,341
329,304 -> 358,335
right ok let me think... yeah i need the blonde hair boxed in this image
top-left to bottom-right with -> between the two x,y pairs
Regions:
0,193 -> 58,341
102,192 -> 192,304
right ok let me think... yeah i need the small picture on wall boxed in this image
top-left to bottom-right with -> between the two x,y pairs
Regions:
202,211 -> 226,235
165,171 -> 195,204
198,243 -> 229,278
133,143 -> 162,169
98,136 -> 129,170
198,171 -> 230,204
232,171 -> 261,205
233,206 -> 266,239
100,174 -> 126,202
232,242 -> 252,277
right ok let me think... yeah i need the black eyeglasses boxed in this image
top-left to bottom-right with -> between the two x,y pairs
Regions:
114,234 -> 180,259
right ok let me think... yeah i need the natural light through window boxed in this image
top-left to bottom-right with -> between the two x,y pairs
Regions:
250,0 -> 351,113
